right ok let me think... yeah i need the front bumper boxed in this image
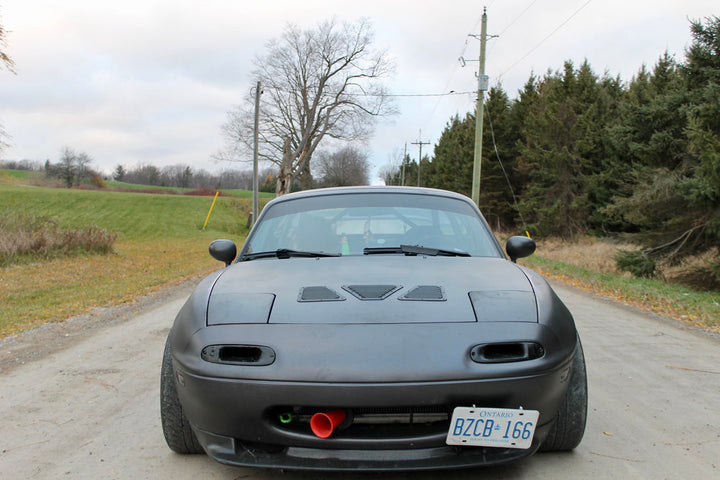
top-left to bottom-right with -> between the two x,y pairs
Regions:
171,321 -> 576,469
173,366 -> 570,470
193,427 -> 546,470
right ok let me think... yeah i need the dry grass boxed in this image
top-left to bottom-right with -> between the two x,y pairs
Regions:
533,235 -> 634,275
496,232 -> 637,275
0,211 -> 118,265
533,235 -> 719,290
0,183 -> 253,339
508,234 -> 720,333
0,237 -> 225,338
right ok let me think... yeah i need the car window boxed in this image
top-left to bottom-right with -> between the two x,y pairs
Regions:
244,193 -> 502,257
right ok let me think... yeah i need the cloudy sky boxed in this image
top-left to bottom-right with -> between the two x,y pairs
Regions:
0,0 -> 715,182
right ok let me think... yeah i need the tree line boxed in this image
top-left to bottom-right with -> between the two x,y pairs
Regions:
384,16 -> 720,280
111,162 -> 278,191
2,144 -> 371,192
0,156 -> 279,192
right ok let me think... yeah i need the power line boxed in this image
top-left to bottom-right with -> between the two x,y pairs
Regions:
498,0 -> 593,79
420,9 -> 487,138
497,0 -> 539,38
263,85 -> 474,98
374,91 -> 475,98
484,102 -> 528,233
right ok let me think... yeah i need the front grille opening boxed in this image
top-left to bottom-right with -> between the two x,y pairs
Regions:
269,406 -> 451,439
202,344 -> 276,366
484,343 -> 525,360
220,346 -> 263,363
470,342 -> 545,363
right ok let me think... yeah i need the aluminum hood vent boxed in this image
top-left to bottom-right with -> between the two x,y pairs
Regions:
298,286 -> 345,302
342,285 -> 401,300
399,285 -> 446,301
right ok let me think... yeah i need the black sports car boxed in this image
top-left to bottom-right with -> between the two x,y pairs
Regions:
161,186 -> 587,471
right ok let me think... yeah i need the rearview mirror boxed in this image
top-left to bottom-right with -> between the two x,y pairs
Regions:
506,236 -> 536,263
209,239 -> 237,267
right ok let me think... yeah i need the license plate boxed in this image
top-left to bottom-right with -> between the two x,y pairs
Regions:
446,407 -> 539,449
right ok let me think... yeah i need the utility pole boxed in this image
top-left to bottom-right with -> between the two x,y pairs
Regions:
401,142 -> 407,186
411,131 -> 430,187
252,81 -> 261,226
471,8 -> 489,207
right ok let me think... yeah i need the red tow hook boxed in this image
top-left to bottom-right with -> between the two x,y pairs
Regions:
310,409 -> 347,438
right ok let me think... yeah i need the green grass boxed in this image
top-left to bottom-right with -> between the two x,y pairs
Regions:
0,185 -> 250,240
223,189 -> 275,198
2,169 -> 276,199
1,169 -> 32,180
104,180 -> 276,198
521,255 -> 720,333
0,169 -> 44,183
104,180 -> 192,192
0,184 -> 260,338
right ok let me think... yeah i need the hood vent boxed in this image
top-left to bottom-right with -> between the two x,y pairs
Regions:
399,285 -> 445,301
298,286 -> 345,302
342,285 -> 401,300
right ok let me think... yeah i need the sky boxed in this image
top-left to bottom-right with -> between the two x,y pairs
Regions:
0,0 -> 716,183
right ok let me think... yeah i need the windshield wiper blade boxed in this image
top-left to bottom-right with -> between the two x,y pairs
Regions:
363,245 -> 470,257
242,249 -> 341,261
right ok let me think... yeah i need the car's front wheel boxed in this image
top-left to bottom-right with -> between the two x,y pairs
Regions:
540,337 -> 588,451
160,334 -> 204,454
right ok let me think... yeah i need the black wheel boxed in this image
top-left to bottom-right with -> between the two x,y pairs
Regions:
540,337 -> 588,451
160,334 -> 204,454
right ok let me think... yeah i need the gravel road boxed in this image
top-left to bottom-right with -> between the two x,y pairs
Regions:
1,281 -> 718,479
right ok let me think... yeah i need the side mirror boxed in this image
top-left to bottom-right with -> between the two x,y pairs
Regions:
506,236 -> 536,263
209,239 -> 237,267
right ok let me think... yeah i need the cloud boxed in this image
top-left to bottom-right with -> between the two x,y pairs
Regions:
0,0 -> 715,180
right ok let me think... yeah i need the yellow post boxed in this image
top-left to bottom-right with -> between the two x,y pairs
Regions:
203,191 -> 220,230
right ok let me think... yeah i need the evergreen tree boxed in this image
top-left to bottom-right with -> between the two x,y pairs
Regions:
386,153 -> 419,187
426,114 -> 474,195
113,165 -> 126,181
516,61 -> 608,237
388,16 -> 720,283
479,87 -> 523,230
606,16 -> 720,280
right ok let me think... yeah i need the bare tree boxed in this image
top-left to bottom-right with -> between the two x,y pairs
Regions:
378,147 -> 406,186
160,164 -> 194,188
0,9 -> 14,73
45,147 -> 95,187
219,18 -> 394,195
123,163 -> 161,186
1,10 -> 15,154
315,146 -> 370,187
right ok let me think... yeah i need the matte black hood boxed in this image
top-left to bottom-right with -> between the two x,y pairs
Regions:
207,256 -> 537,325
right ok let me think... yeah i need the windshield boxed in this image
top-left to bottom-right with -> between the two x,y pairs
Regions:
242,192 -> 502,258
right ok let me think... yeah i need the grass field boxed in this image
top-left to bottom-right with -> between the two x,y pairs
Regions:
104,180 -> 276,198
0,169 -> 49,185
0,183 -> 265,337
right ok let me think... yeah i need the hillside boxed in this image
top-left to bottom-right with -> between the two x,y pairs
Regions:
0,182 -> 263,337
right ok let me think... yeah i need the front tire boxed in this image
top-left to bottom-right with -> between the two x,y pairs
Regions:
160,333 -> 204,454
540,337 -> 588,451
